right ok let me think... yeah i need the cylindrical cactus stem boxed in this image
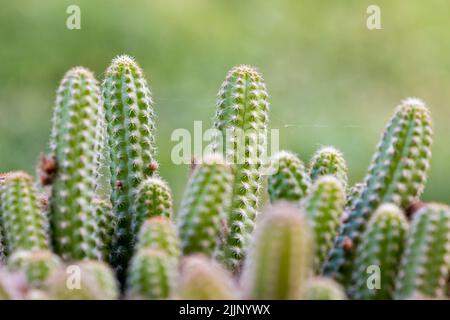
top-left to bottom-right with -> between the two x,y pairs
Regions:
47,260 -> 119,300
133,177 -> 173,237
350,204 -> 408,300
136,216 -> 180,259
103,55 -> 157,279
241,202 -> 313,300
395,204 -> 450,299
126,249 -> 177,300
49,67 -> 104,261
309,146 -> 348,189
7,250 -> 62,288
324,98 -> 433,285
177,154 -> 233,256
301,175 -> 345,272
212,65 -> 270,271
176,254 -> 238,300
0,172 -> 49,253
303,277 -> 347,300
267,150 -> 311,203
93,198 -> 116,261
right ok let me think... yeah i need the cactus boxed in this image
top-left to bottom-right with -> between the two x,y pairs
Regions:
7,250 -> 62,288
241,202 -> 313,299
304,277 -> 347,300
212,65 -> 270,270
324,98 -> 433,285
93,198 -> 116,261
103,55 -> 157,279
350,204 -> 408,300
47,260 -> 119,300
267,150 -> 311,203
301,175 -> 345,272
49,67 -> 104,261
309,146 -> 348,189
178,154 -> 233,256
345,182 -> 365,211
395,204 -> 450,299
136,216 -> 180,258
126,248 -> 177,300
176,255 -> 238,300
0,172 -> 49,253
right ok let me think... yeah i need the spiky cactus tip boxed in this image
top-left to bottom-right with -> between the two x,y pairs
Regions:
178,154 -> 233,256
324,98 -> 433,285
176,255 -> 238,300
103,55 -> 157,279
49,67 -> 105,261
350,204 -> 408,299
93,198 -> 116,261
304,277 -> 347,300
0,172 -> 49,253
395,204 -> 450,299
309,146 -> 348,189
212,65 -> 270,271
241,202 -> 313,300
268,150 -> 311,203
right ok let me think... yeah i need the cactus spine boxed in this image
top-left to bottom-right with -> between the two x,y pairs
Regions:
350,204 -> 408,299
0,172 -> 49,253
304,277 -> 347,300
103,55 -> 157,278
241,202 -> 313,299
395,204 -> 450,299
93,198 -> 116,261
178,154 -> 233,256
302,175 -> 345,272
136,216 -> 180,258
212,65 -> 270,270
309,146 -> 348,189
268,150 -> 311,203
324,98 -> 433,285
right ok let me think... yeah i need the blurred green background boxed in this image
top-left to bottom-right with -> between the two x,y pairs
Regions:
1,0 -> 449,206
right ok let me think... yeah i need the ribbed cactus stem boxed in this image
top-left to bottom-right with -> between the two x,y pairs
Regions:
136,216 -> 180,258
103,55 -> 157,279
241,202 -> 313,299
350,204 -> 408,299
176,255 -> 238,300
178,154 -> 233,256
268,150 -> 311,203
93,198 -> 116,261
309,146 -> 348,189
304,277 -> 347,300
0,172 -> 49,253
395,204 -> 450,299
324,98 -> 433,285
301,175 -> 345,272
212,65 -> 270,271
49,66 -> 104,261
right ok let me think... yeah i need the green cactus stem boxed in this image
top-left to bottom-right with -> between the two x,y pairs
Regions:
212,65 -> 270,271
267,150 -> 311,203
324,98 -> 433,285
0,172 -> 49,253
103,55 -> 158,279
93,198 -> 116,261
304,277 -> 347,300
309,146 -> 348,189
395,204 -> 450,299
241,202 -> 313,299
350,204 -> 408,300
176,255 -> 238,300
178,154 -> 233,256
301,175 -> 345,272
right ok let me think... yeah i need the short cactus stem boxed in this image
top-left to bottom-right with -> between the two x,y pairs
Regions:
241,202 -> 313,300
301,175 -> 345,272
309,146 -> 348,189
350,204 -> 408,300
267,150 -> 311,203
395,204 -> 450,299
0,172 -> 49,253
304,277 -> 347,300
93,198 -> 116,261
212,65 -> 270,271
324,98 -> 433,285
176,255 -> 238,300
177,154 -> 233,256
49,67 -> 104,261
103,55 -> 157,279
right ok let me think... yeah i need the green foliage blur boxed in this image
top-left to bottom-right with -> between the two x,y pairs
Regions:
1,0 -> 449,206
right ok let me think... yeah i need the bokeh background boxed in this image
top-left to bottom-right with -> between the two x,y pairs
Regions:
1,0 -> 449,206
